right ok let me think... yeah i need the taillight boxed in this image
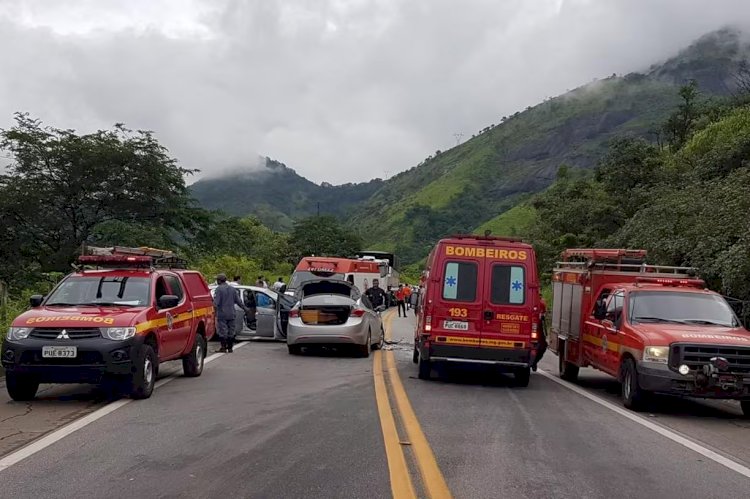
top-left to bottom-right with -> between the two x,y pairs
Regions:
532,322 -> 538,334
289,309 -> 300,318
425,316 -> 432,332
350,308 -> 366,317
531,331 -> 538,340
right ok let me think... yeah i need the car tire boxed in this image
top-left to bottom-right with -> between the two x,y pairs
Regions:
741,400 -> 750,419
288,344 -> 302,355
514,367 -> 531,387
559,345 -> 579,382
358,331 -> 371,358
129,344 -> 157,400
418,355 -> 431,380
412,345 -> 419,364
372,327 -> 385,351
621,358 -> 648,411
6,373 -> 39,401
182,335 -> 206,377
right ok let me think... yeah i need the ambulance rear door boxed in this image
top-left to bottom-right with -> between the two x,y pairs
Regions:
481,256 -> 532,350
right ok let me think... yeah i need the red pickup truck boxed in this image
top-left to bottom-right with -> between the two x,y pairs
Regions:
2,248 -> 215,400
549,249 -> 750,416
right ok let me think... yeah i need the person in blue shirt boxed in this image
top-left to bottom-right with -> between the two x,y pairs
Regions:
213,273 -> 250,352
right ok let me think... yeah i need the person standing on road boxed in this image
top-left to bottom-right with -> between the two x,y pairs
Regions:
395,284 -> 407,317
272,277 -> 285,292
404,285 -> 413,310
531,297 -> 548,372
233,275 -> 242,286
365,279 -> 387,310
214,273 -> 250,353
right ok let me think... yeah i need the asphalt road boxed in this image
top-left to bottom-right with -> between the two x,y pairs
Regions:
1,310 -> 749,498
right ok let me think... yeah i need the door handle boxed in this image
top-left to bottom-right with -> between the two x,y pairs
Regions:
484,310 -> 493,321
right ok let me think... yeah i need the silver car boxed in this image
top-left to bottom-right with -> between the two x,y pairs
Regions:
286,279 -> 385,356
209,284 -> 294,341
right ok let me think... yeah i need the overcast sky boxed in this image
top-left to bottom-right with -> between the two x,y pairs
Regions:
1,0 -> 748,184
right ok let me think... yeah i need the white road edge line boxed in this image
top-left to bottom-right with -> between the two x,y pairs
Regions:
0,340 -> 247,473
537,369 -> 750,479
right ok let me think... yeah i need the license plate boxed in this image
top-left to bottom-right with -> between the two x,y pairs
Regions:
42,346 -> 77,358
443,320 -> 469,331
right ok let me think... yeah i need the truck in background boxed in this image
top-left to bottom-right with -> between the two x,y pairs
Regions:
288,256 -> 389,295
550,249 -> 750,415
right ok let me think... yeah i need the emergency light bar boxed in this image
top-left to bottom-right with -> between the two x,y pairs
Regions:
78,254 -> 153,266
450,233 -> 523,243
635,277 -> 705,288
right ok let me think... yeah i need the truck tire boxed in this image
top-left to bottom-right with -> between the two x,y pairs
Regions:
6,373 -> 39,401
514,367 -> 531,387
740,400 -> 749,419
412,345 -> 419,364
418,355 -> 432,380
182,335 -> 206,377
559,349 -> 579,382
621,358 -> 648,411
129,344 -> 157,399
288,344 -> 302,355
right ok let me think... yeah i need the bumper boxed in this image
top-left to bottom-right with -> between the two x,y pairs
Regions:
638,362 -> 750,400
420,340 -> 531,370
1,337 -> 144,383
286,319 -> 369,346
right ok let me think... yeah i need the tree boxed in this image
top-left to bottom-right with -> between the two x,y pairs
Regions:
0,113 -> 206,280
288,216 -> 362,261
663,80 -> 701,151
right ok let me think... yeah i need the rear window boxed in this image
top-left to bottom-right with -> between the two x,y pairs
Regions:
490,265 -> 525,305
442,261 -> 477,302
180,272 -> 210,298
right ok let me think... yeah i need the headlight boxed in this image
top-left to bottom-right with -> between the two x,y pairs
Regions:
643,346 -> 669,364
100,327 -> 136,341
7,327 -> 32,341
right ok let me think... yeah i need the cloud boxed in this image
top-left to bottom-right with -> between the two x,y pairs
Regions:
1,0 -> 749,183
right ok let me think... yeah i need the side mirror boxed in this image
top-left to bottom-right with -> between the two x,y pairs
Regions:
29,295 -> 44,308
158,295 -> 179,309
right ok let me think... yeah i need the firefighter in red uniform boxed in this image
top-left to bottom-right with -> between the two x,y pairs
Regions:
531,297 -> 548,372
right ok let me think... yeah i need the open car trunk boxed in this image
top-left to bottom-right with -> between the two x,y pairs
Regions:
298,293 -> 356,326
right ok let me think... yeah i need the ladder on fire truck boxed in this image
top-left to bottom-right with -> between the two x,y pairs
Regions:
79,245 -> 188,269
555,249 -> 696,277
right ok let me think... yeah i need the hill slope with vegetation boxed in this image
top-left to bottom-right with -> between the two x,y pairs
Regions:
348,28 -> 750,264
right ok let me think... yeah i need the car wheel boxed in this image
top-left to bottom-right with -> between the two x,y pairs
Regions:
514,367 -> 531,387
182,335 -> 206,377
288,344 -> 302,355
129,344 -> 157,400
418,355 -> 431,380
372,327 -> 385,351
741,400 -> 750,419
5,373 -> 39,401
621,358 -> 648,411
358,331 -> 371,358
559,344 -> 579,382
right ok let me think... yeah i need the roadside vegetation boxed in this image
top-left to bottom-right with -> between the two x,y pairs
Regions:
0,115 -> 362,342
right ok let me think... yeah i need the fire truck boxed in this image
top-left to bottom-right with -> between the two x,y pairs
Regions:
549,249 -> 750,415
2,246 -> 215,401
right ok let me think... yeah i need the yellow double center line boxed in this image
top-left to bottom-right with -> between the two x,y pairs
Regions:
373,311 -> 452,499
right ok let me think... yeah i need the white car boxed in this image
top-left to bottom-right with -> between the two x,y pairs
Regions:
286,279 -> 385,356
209,284 -> 294,340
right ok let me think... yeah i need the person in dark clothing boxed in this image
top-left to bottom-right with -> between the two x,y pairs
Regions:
213,274 -> 250,353
365,279 -> 387,310
531,298 -> 548,371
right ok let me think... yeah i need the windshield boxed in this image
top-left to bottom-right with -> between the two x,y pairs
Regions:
629,291 -> 738,327
46,276 -> 151,307
289,271 -> 345,290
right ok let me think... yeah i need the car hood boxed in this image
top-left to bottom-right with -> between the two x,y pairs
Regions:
632,323 -> 750,346
13,306 -> 147,328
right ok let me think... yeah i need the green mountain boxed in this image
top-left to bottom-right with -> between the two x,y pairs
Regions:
189,158 -> 384,231
348,27 -> 750,264
190,28 -> 750,264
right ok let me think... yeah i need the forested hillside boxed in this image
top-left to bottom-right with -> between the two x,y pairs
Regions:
189,158 -> 383,231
